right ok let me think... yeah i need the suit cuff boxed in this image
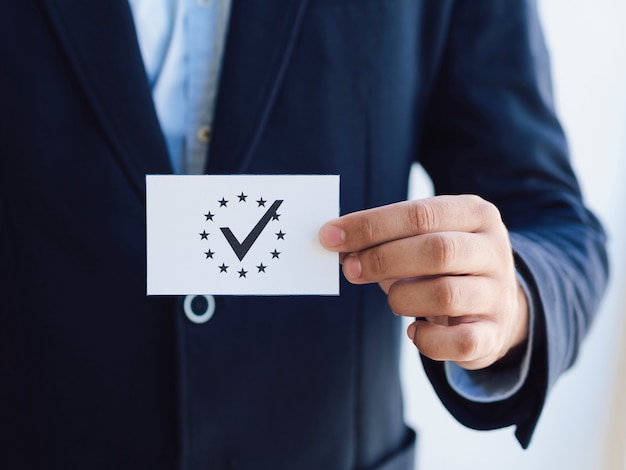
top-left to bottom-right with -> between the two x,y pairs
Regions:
444,272 -> 535,403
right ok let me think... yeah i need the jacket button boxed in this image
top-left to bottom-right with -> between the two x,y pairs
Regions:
183,295 -> 216,324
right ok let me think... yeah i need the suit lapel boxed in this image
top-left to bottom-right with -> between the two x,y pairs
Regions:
207,0 -> 310,174
39,0 -> 172,198
38,0 -> 310,183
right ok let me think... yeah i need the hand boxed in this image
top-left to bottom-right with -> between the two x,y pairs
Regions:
319,195 -> 529,370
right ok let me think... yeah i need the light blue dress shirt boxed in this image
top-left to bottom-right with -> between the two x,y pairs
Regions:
128,0 -> 231,174
127,0 -> 532,403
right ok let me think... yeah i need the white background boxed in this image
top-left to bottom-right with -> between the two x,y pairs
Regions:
403,1 -> 626,468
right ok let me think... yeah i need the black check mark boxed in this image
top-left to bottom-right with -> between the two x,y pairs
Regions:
220,200 -> 283,261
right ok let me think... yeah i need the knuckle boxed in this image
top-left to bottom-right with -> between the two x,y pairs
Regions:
456,327 -> 481,359
435,277 -> 462,314
361,217 -> 377,245
368,248 -> 386,277
429,233 -> 457,269
472,196 -> 500,226
411,201 -> 437,234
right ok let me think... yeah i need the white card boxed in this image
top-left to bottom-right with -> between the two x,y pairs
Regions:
146,175 -> 340,295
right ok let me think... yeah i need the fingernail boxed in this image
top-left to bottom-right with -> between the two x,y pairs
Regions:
319,224 -> 345,249
343,253 -> 362,281
407,322 -> 417,342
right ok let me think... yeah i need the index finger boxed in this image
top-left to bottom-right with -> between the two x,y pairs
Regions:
319,195 -> 500,252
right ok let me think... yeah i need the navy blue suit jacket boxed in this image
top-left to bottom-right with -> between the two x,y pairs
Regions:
0,0 -> 608,469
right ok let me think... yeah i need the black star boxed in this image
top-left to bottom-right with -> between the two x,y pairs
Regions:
276,230 -> 286,240
256,197 -> 266,207
204,249 -> 215,259
199,230 -> 209,240
271,213 -> 281,221
257,263 -> 267,273
218,263 -> 228,273
218,197 -> 228,207
238,268 -> 248,278
204,211 -> 214,221
271,249 -> 281,259
237,192 -> 248,202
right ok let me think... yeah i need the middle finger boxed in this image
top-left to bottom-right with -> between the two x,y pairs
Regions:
342,231 -> 494,284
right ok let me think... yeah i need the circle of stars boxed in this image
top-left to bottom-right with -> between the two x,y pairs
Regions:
198,191 -> 286,278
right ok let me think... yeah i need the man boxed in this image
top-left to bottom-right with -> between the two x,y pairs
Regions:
0,1 -> 608,469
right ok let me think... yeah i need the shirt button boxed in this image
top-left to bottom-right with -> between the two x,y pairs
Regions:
196,125 -> 212,143
183,295 -> 216,324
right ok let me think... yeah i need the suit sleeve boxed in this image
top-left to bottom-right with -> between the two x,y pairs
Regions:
416,0 -> 609,448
